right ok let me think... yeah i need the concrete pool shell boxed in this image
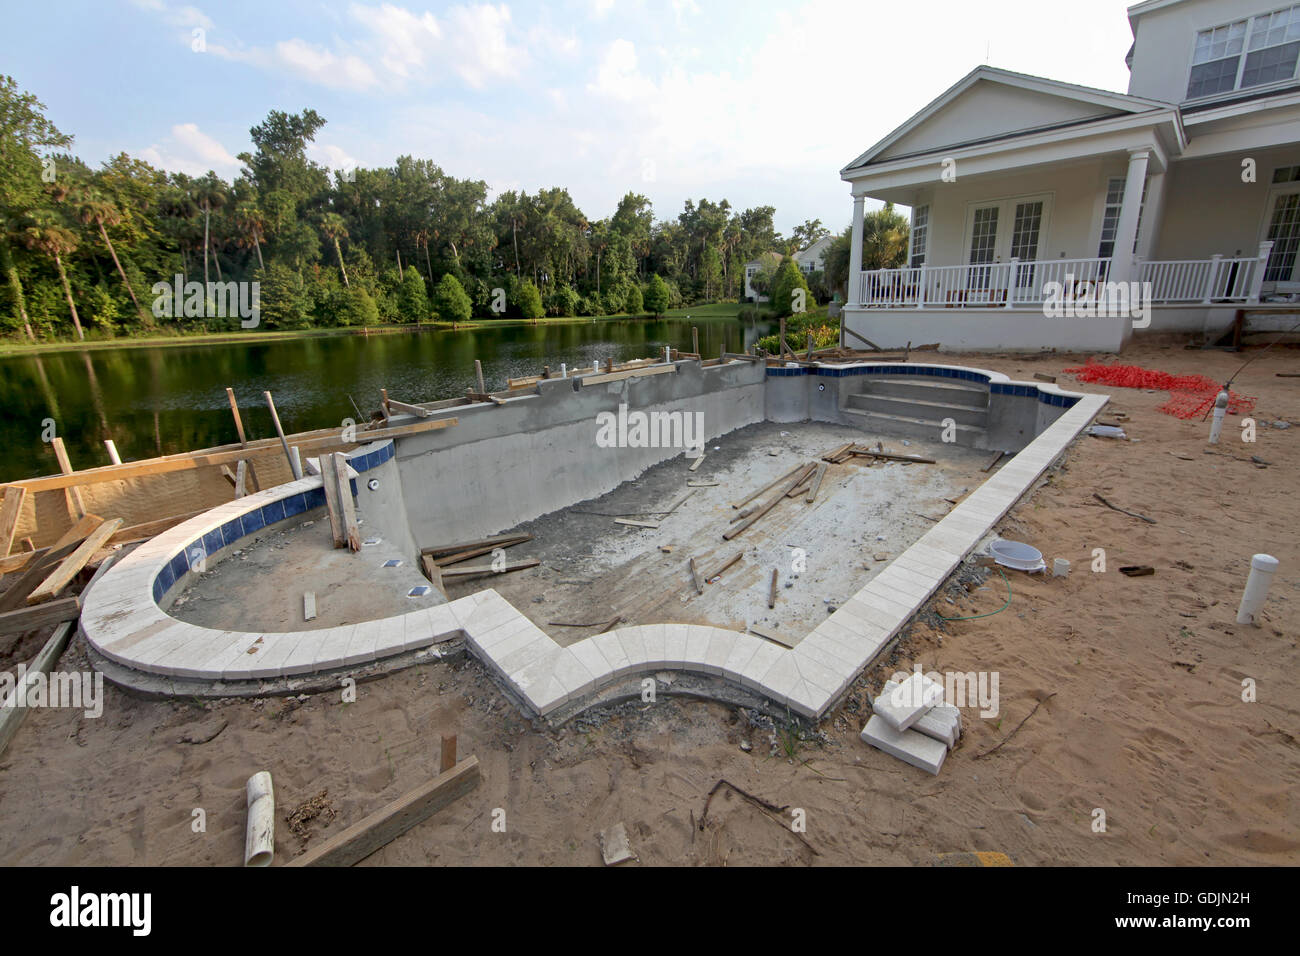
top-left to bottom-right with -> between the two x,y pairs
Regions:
78,357 -> 1107,722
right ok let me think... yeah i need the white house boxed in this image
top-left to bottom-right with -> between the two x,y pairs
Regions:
743,251 -> 783,302
839,0 -> 1300,352
794,236 -> 833,275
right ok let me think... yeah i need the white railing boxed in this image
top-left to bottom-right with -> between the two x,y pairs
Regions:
855,245 -> 1273,309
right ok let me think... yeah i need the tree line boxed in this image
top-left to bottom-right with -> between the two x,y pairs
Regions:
0,76 -> 909,341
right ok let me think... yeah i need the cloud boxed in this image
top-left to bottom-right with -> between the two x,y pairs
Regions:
138,122 -> 239,177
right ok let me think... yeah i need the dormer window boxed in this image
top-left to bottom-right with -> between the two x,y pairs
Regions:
1187,4 -> 1300,100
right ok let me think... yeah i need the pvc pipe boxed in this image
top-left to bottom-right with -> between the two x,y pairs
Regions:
1208,389 -> 1229,444
664,346 -> 671,365
560,363 -> 567,379
1237,553 -> 1279,625
244,771 -> 275,867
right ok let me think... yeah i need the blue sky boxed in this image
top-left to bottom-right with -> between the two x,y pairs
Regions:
3,0 -> 1138,234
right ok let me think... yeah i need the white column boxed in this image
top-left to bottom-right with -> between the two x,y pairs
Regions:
846,194 -> 865,308
1133,170 -> 1165,262
1108,148 -> 1150,285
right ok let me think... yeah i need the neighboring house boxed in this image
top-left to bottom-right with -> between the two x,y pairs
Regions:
839,0 -> 1300,352
794,236 -> 834,275
743,251 -> 783,302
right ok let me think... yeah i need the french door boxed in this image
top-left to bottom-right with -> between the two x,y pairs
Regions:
965,197 -> 1047,298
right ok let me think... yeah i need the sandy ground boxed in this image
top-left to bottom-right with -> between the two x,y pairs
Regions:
0,340 -> 1297,866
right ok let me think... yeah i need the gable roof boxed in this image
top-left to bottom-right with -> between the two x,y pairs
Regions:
841,66 -> 1173,174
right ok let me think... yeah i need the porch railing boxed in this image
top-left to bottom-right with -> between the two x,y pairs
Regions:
854,245 -> 1274,309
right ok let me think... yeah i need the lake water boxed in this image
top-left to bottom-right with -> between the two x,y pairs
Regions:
0,315 -> 774,483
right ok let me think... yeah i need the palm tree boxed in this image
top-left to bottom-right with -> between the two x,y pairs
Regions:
22,216 -> 84,340
193,174 -> 227,287
158,185 -> 200,281
76,192 -> 152,327
320,212 -> 349,287
234,201 -> 266,271
0,214 -> 36,341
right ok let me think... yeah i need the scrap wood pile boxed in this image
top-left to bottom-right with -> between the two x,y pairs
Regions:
1063,360 -> 1257,420
821,443 -> 936,465
417,531 -> 536,595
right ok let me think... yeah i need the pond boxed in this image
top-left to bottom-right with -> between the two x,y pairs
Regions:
0,315 -> 774,483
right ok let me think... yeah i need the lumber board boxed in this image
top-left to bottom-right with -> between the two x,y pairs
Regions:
303,592 -> 317,622
318,453 -> 347,548
3,418 -> 458,494
688,557 -> 704,595
421,532 -> 531,557
432,540 -> 526,567
705,552 -> 742,582
688,453 -> 705,472
768,568 -> 778,609
0,547 -> 48,577
848,449 -> 936,464
386,398 -> 434,418
805,462 -> 828,504
0,596 -> 80,636
821,443 -> 853,463
53,513 -> 105,550
51,437 -> 87,518
748,626 -> 796,648
982,450 -> 1005,472
440,559 -> 539,578
330,452 -> 362,552
421,555 -> 446,597
0,621 -> 75,759
0,540 -> 83,611
614,518 -> 660,529
732,464 -> 803,510
285,757 -> 480,867
0,486 -> 25,557
842,326 -> 883,351
580,364 -> 676,386
723,463 -> 815,541
26,519 -> 123,606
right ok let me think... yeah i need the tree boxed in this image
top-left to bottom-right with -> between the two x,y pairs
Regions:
515,279 -> 543,320
433,272 -> 471,322
770,257 -> 812,318
21,216 -> 84,339
624,282 -> 643,316
76,192 -> 151,326
644,273 -> 669,316
823,204 -> 910,298
320,212 -> 349,287
337,285 -> 379,326
791,218 -> 829,251
396,265 -> 429,323
193,173 -> 228,286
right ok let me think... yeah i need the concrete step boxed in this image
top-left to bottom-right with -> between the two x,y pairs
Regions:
842,406 -> 988,445
860,376 -> 989,407
846,392 -> 989,427
860,715 -> 947,775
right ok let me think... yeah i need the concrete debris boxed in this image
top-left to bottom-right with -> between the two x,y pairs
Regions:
599,822 -> 636,865
872,673 -> 943,732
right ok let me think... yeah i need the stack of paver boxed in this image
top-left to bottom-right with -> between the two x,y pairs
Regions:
859,673 -> 961,775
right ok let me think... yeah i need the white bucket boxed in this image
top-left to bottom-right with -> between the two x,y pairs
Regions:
990,539 -> 1045,572
1053,558 -> 1070,577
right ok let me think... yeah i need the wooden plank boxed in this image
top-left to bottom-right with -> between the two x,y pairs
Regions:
317,453 -> 346,548
421,532 -> 531,557
686,480 -> 719,487
0,621 -> 75,759
226,388 -> 261,493
0,547 -> 60,601
234,459 -> 248,498
475,360 -> 487,395
732,464 -> 803,510
433,537 -> 530,568
982,450 -> 1005,472
0,596 -> 80,636
26,518 -> 123,606
842,325 -> 883,351
662,489 -> 695,514
265,391 -> 302,480
440,735 -> 457,774
285,757 -> 480,867
821,443 -> 853,463
51,437 -> 86,519
614,518 -> 660,529
421,555 -> 445,598
748,625 -> 796,648
387,398 -> 433,418
805,462 -> 828,504
768,568 -> 778,609
784,470 -> 814,497
688,557 -> 704,595
0,486 -> 26,557
331,452 -> 362,552
688,453 -> 705,473
848,450 -> 936,464
303,592 -> 317,622
723,463 -> 815,541
580,364 -> 677,386
705,551 -> 742,582
53,513 -> 104,550
3,418 -> 459,495
440,559 -> 539,579
106,510 -> 206,546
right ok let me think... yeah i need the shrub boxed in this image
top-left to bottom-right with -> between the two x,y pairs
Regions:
432,273 -> 472,323
644,274 -> 670,316
624,282 -> 643,316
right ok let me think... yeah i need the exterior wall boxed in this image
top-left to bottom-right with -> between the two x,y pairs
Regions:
393,360 -> 766,547
912,158 -> 1130,266
842,306 -> 1131,352
1128,0 -> 1285,104
1153,147 -> 1297,260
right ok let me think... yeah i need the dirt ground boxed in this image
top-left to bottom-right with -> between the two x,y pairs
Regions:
0,339 -> 1297,866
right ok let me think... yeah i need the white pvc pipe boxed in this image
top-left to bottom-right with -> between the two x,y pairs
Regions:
1237,553 -> 1279,625
560,363 -> 567,378
244,771 -> 275,867
664,346 -> 671,365
1208,389 -> 1229,444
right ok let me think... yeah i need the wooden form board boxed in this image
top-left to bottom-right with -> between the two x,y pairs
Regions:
0,596 -> 80,636
0,487 -> 26,557
26,518 -> 123,605
2,418 -> 458,495
580,364 -> 677,387
0,621 -> 75,759
285,757 -> 480,867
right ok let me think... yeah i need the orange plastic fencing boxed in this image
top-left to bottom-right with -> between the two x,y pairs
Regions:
1063,360 -> 1256,420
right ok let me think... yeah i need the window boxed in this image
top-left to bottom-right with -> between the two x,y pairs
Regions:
1010,201 -> 1043,287
1265,192 -> 1300,280
968,206 -> 998,289
910,205 -> 929,268
1187,4 -> 1300,99
1097,177 -> 1148,259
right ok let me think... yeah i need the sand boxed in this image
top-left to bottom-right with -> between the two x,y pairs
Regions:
0,340 -> 1296,866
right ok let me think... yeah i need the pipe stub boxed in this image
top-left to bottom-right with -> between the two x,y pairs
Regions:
1251,553 -> 1280,573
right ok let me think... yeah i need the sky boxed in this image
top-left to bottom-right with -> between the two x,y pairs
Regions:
2,0 -> 1139,234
